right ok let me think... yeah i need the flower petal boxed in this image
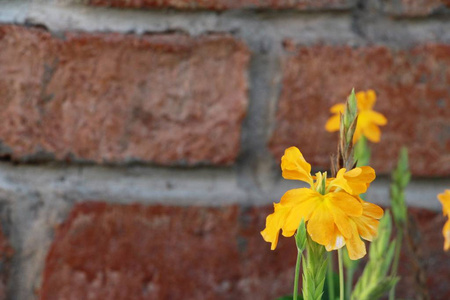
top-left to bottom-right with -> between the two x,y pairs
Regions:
329,205 -> 353,239
330,103 -> 345,114
345,221 -> 367,260
360,200 -> 384,219
356,90 -> 376,111
325,114 -> 341,132
307,203 -> 334,246
443,219 -> 450,251
353,216 -> 379,241
260,203 -> 291,250
363,123 -> 381,143
438,190 -> 450,217
281,189 -> 321,236
343,166 -> 376,195
325,225 -> 345,251
326,192 -> 363,217
350,200 -> 383,242
281,147 -> 313,185
352,127 -> 363,144
364,110 -> 387,126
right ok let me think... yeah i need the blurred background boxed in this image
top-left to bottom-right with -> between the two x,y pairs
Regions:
0,0 -> 449,299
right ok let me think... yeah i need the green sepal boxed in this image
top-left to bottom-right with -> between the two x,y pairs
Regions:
295,219 -> 307,252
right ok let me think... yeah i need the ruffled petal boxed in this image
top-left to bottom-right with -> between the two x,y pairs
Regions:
438,190 -> 450,217
350,200 -> 383,242
307,203 -> 334,246
345,221 -> 367,260
329,206 -> 353,239
363,123 -> 381,143
329,168 -> 354,194
360,200 -> 384,219
328,167 -> 375,196
326,192 -> 363,217
325,114 -> 341,132
364,110 -> 387,126
325,225 -> 345,251
330,103 -> 345,114
443,219 -> 450,251
260,203 -> 291,250
281,147 -> 313,185
352,215 -> 379,241
280,189 -> 321,236
343,166 -> 376,195
356,90 -> 376,111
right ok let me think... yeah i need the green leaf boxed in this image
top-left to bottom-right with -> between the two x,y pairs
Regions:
354,277 -> 399,300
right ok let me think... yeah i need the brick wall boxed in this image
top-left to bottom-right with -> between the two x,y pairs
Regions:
0,0 -> 449,299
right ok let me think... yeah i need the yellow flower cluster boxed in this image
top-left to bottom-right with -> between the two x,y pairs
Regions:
325,90 -> 387,143
261,147 -> 383,260
438,190 -> 450,251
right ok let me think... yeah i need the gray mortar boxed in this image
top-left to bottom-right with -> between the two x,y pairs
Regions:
0,1 -> 449,299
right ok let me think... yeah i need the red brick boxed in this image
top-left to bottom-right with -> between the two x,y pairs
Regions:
0,25 -> 249,165
40,202 -> 296,299
40,202 -> 450,299
88,0 -> 353,10
382,0 -> 450,17
270,44 -> 450,176
395,207 -> 450,300
0,225 -> 13,300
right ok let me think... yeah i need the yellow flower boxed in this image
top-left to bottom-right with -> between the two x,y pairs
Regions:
438,190 -> 450,251
325,90 -> 387,143
261,147 -> 383,260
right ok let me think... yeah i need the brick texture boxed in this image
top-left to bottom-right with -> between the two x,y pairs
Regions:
40,202 -> 296,300
382,0 -> 450,17
395,207 -> 450,300
0,25 -> 249,165
88,0 -> 354,10
0,225 -> 13,300
40,202 -> 450,299
270,44 -> 450,176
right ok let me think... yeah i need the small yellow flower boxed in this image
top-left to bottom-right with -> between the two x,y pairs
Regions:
261,147 -> 383,260
325,90 -> 387,143
438,190 -> 450,251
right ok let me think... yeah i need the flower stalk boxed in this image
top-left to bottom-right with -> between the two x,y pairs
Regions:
302,236 -> 328,300
338,249 -> 344,300
326,253 -> 335,300
332,89 -> 359,300
389,147 -> 410,300
293,219 -> 307,300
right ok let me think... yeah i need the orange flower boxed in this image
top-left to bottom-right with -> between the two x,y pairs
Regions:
438,190 -> 450,251
261,147 -> 383,260
325,90 -> 387,143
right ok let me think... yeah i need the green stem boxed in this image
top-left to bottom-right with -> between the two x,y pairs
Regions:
293,249 -> 302,300
338,249 -> 345,300
389,230 -> 403,300
327,252 -> 335,300
354,136 -> 370,167
345,267 -> 354,300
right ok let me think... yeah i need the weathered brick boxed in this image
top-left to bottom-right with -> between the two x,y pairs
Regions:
88,0 -> 354,10
0,25 -> 249,165
270,44 -> 450,176
0,225 -> 13,300
382,0 -> 450,17
396,207 -> 450,300
40,202 -> 296,299
40,202 -> 450,299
